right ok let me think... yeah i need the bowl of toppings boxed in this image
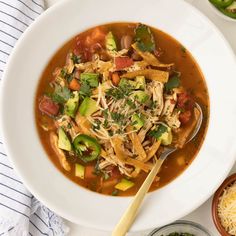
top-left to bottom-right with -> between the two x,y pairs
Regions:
148,220 -> 211,236
208,0 -> 236,21
212,173 -> 236,236
1,0 -> 236,233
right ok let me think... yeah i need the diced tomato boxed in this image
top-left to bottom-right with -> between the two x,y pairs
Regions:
85,165 -> 96,179
39,96 -> 59,116
110,166 -> 121,179
114,56 -> 134,70
179,110 -> 192,125
177,92 -> 194,110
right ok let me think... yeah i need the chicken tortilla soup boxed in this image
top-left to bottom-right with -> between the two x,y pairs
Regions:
35,23 -> 209,196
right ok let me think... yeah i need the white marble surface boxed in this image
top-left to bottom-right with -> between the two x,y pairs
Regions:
40,0 -> 236,235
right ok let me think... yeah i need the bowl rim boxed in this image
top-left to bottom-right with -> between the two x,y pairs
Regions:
148,220 -> 212,236
212,173 -> 236,236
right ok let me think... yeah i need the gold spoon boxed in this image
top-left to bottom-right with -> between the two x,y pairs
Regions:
112,103 -> 203,236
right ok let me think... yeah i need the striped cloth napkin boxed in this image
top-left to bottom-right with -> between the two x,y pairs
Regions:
0,1 -> 69,235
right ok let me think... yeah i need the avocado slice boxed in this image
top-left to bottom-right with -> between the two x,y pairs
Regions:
79,97 -> 99,116
64,91 -> 79,118
131,114 -> 144,130
135,76 -> 146,90
80,73 -> 99,88
131,90 -> 149,103
105,31 -> 117,51
159,127 -> 173,145
75,163 -> 85,179
115,178 -> 134,191
58,128 -> 72,151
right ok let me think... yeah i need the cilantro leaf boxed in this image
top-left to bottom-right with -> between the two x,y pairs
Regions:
79,81 -> 92,98
149,124 -> 167,139
71,53 -> 81,64
135,24 -> 155,52
60,68 -> 73,83
51,84 -> 71,104
165,76 -> 180,91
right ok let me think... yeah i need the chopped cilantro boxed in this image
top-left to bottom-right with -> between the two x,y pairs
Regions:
126,99 -> 136,109
162,233 -> 195,236
103,109 -> 109,119
135,24 -> 155,52
79,81 -> 92,98
108,130 -> 114,137
60,68 -> 67,77
111,189 -> 119,196
71,53 -> 81,64
149,124 -> 167,139
165,76 -> 180,91
92,120 -> 101,131
106,82 -> 135,100
60,68 -> 73,83
103,119 -> 109,128
51,84 -> 71,104
111,112 -> 125,125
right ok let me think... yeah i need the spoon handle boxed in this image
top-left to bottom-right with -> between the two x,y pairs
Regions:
112,158 -> 164,236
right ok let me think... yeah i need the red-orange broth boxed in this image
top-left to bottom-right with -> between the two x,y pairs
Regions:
35,23 -> 209,196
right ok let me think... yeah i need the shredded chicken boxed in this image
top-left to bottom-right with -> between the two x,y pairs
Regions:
49,132 -> 71,171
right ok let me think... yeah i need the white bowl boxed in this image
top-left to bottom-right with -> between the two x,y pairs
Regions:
1,0 -> 236,233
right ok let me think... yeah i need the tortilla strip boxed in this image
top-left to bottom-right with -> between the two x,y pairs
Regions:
121,69 -> 169,83
112,137 -> 150,172
132,43 -> 174,68
176,107 -> 200,149
50,132 -> 71,171
75,113 -> 93,136
126,126 -> 147,161
144,140 -> 161,162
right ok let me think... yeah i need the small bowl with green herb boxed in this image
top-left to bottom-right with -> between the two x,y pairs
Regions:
148,220 -> 211,236
208,0 -> 236,21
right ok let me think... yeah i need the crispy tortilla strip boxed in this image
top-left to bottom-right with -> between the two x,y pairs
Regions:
50,132 -> 71,171
132,43 -> 174,68
75,113 -> 93,136
121,69 -> 169,83
126,126 -> 147,161
176,108 -> 200,149
112,137 -> 150,172
144,140 -> 161,162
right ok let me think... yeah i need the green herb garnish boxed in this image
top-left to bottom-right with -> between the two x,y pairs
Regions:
60,68 -> 73,83
165,76 -> 180,91
161,233 -> 195,236
51,84 -> 71,104
111,189 -> 119,196
111,112 -> 125,125
71,53 -> 81,64
149,124 -> 167,139
79,81 -> 92,98
135,24 -> 155,52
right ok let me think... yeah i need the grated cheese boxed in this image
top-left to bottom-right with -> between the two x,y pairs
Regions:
218,181 -> 236,235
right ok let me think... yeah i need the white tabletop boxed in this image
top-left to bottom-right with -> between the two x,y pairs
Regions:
45,0 -> 236,235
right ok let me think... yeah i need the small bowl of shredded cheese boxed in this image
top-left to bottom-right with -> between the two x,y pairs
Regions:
212,173 -> 236,236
